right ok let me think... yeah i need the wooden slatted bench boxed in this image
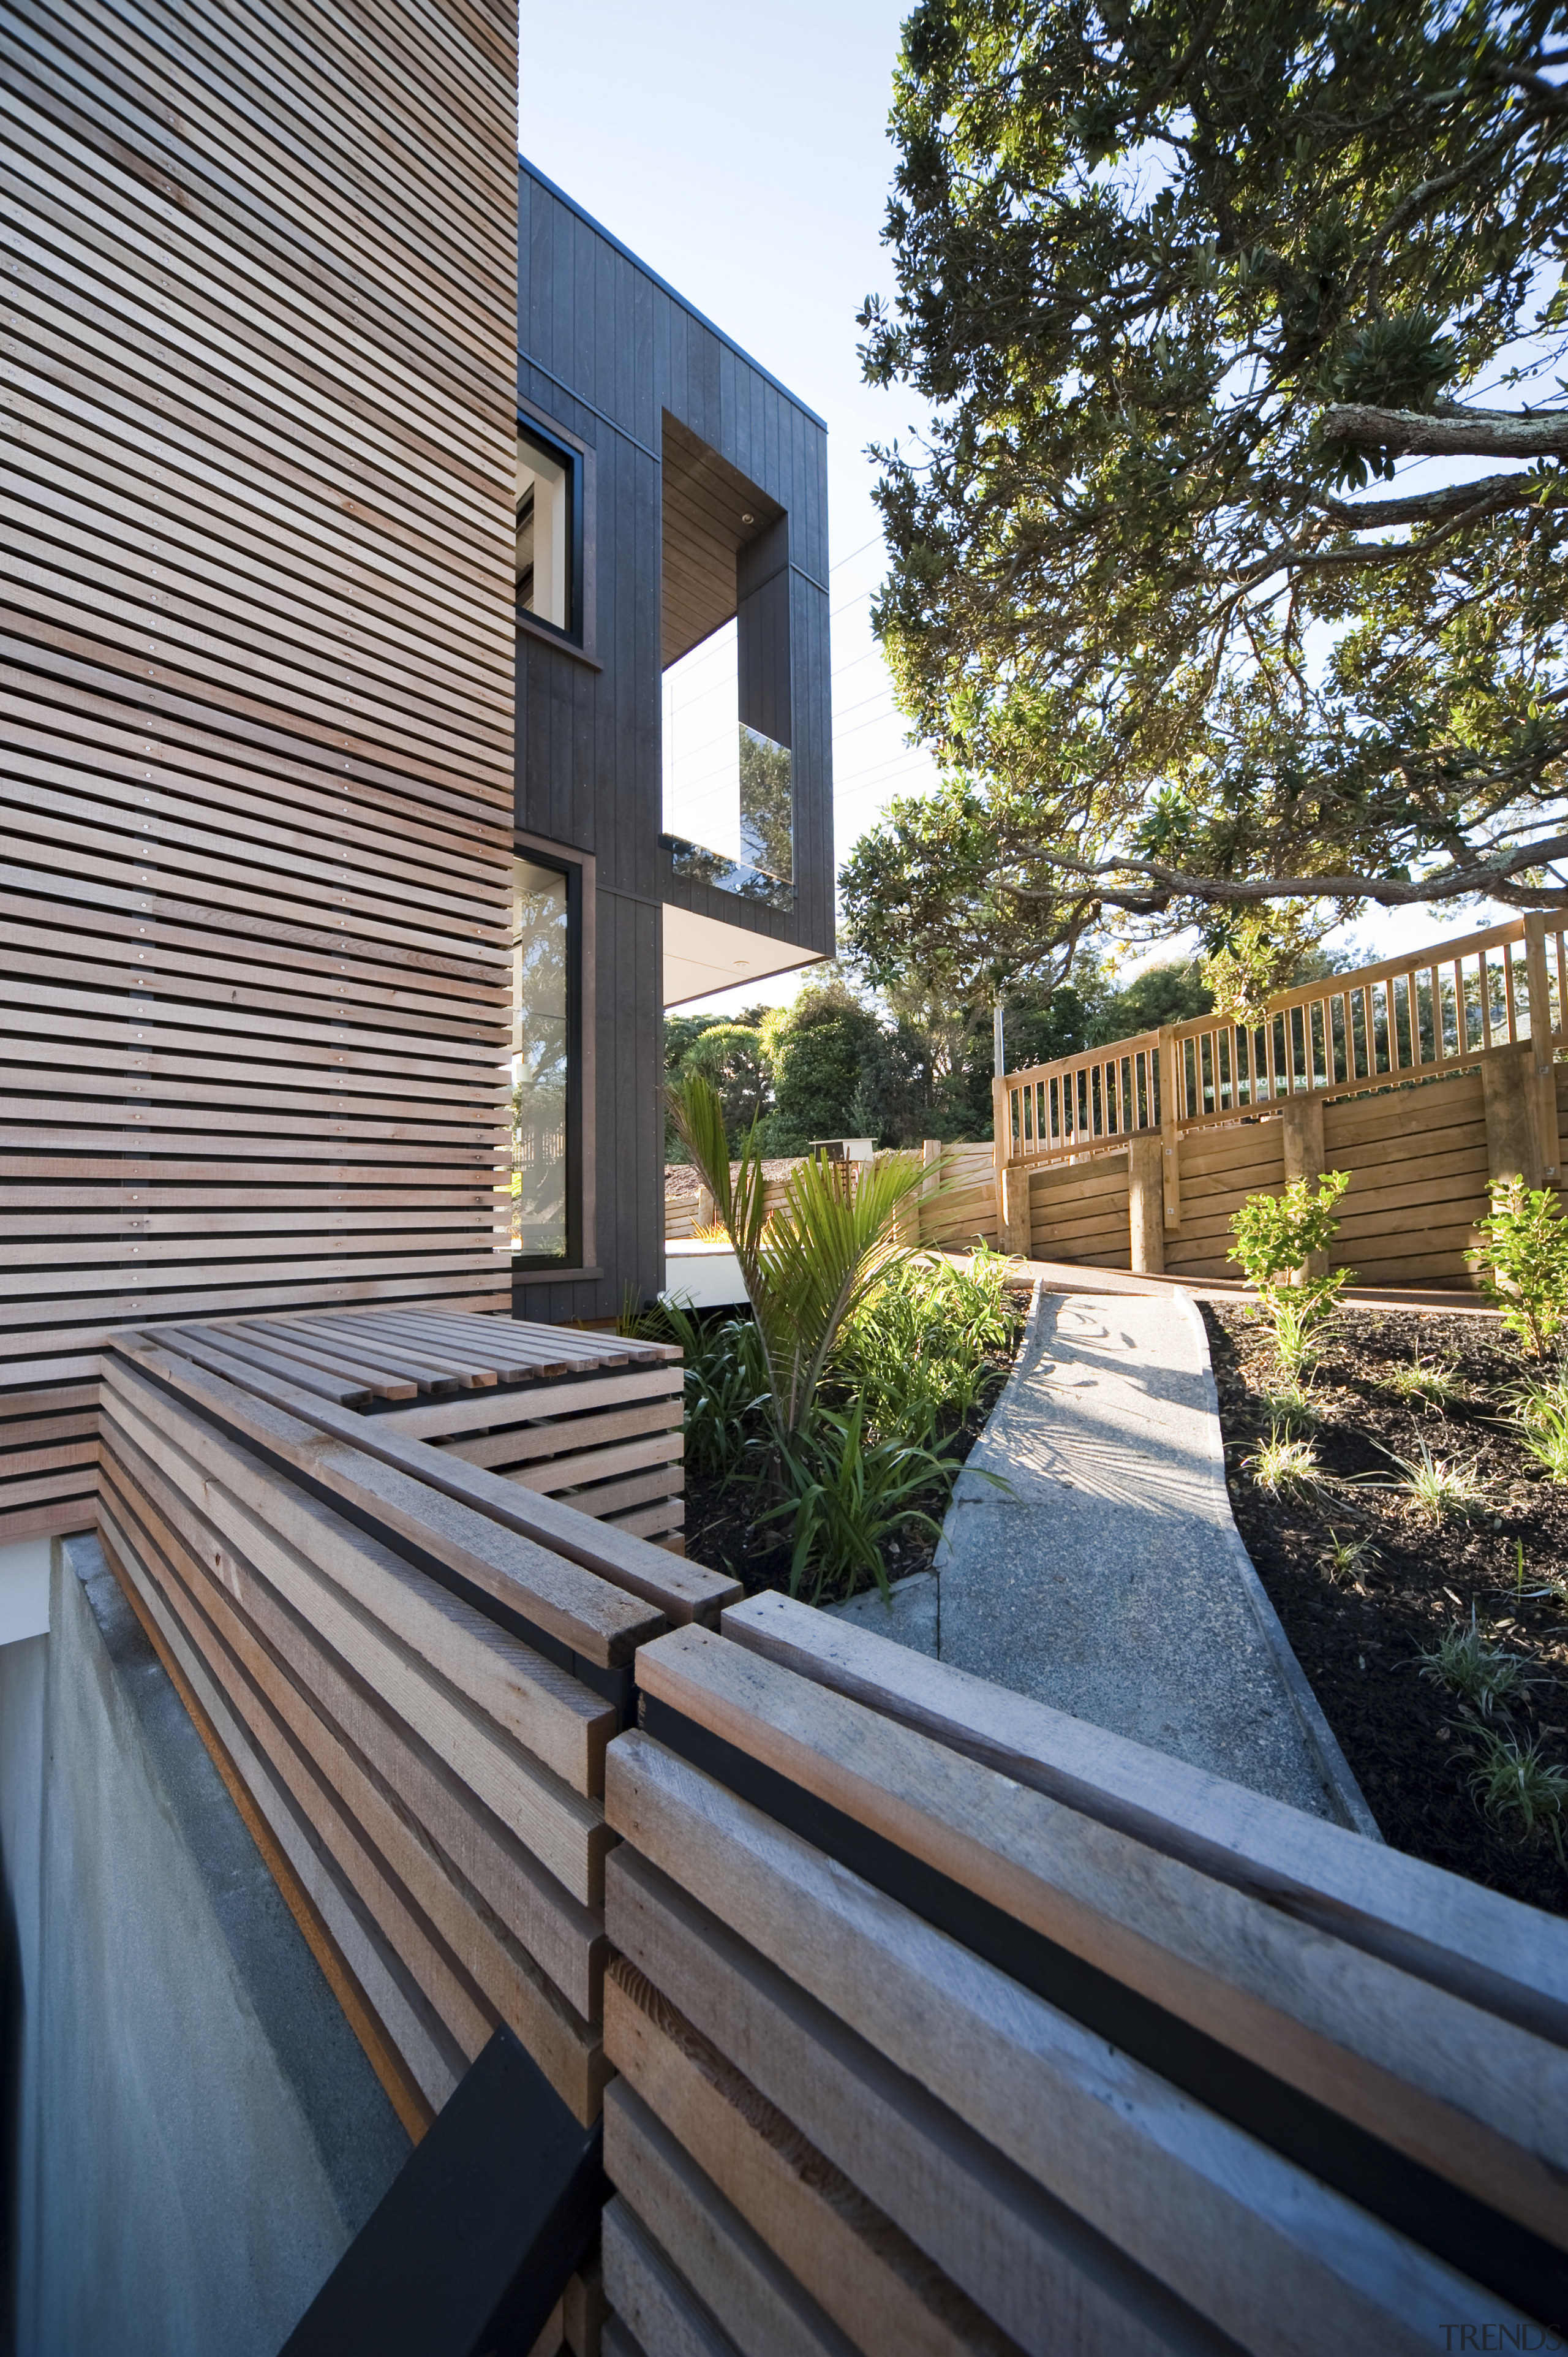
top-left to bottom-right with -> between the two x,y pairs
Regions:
149,1307 -> 688,1553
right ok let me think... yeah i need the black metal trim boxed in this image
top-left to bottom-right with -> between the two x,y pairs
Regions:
639,1693 -> 1567,2330
279,2026 -> 605,2357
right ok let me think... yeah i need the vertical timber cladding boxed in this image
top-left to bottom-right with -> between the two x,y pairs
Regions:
1,0 -> 518,1540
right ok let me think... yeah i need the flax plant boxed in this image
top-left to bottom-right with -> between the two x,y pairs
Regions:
666,1070 -> 932,1442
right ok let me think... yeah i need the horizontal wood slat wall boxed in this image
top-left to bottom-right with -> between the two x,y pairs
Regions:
97,1326 -> 738,2138
1,0 -> 518,1540
602,1598 -> 1568,2354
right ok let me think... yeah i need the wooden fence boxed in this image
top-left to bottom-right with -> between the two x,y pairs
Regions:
989,915 -> 1567,1286
83,1309 -> 1566,2348
600,1595 -> 1567,2354
665,1144 -> 1000,1255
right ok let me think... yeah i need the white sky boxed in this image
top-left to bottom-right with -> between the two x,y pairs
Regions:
521,4 -> 1521,1021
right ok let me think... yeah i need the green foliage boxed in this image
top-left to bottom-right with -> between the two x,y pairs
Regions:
1514,1372 -> 1568,1481
1469,1176 -> 1568,1358
644,1303 -> 770,1482
858,0 -> 1568,989
667,1069 -> 928,1439
832,1244 -> 1021,1432
1242,1427 -> 1324,1500
1386,1353 -> 1467,1413
1463,1728 -> 1568,1862
1228,1170 -> 1352,1375
1419,1609 -> 1527,1719
759,980 -> 886,1152
1316,1530 -> 1376,1587
1379,1439 -> 1492,1525
677,1023 -> 771,1145
763,1403 -> 952,1606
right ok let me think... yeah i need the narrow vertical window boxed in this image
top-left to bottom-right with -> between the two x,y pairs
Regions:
516,428 -> 574,633
511,858 -> 571,1261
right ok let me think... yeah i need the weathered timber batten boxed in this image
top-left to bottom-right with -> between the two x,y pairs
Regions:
2,0 -> 518,1540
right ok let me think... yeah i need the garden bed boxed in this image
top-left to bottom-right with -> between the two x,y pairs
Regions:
679,1271 -> 1031,1604
1204,1302 -> 1568,1914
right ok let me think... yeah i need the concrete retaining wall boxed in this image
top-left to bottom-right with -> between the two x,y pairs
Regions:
0,1538 -> 410,2357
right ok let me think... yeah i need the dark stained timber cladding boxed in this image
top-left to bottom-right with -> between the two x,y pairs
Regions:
515,160 -> 832,1323
1,0 -> 518,1537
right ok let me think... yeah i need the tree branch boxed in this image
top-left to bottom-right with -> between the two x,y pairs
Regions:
1321,404 -> 1568,460
1003,835 -> 1568,912
1322,472 -> 1568,528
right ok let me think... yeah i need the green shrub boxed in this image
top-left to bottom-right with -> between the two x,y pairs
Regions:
666,1069 -> 927,1439
1469,1175 -> 1568,1358
1417,1609 -> 1526,1717
1463,1728 -> 1568,1862
1513,1372 -> 1568,1480
1227,1169 -> 1354,1378
763,1402 -> 952,1605
644,1301 -> 769,1481
831,1244 -> 1020,1433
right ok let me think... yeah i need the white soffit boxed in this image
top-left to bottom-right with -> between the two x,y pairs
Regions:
662,902 -> 824,1009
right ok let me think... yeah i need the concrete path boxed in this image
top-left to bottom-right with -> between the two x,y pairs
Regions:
924,1287 -> 1375,1828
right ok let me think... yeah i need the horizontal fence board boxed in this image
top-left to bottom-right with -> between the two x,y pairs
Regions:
604,2084 -> 852,2357
604,1957 -> 1012,2357
605,1728 -> 1495,2355
605,1848 -> 1210,2357
633,1627 -> 1568,2247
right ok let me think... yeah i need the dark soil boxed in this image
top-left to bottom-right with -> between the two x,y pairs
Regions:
1204,1303 -> 1568,1915
683,1288 -> 1031,1605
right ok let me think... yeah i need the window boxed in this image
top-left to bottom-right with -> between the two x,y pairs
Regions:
661,621 -> 794,909
516,426 -> 575,635
511,857 -> 572,1262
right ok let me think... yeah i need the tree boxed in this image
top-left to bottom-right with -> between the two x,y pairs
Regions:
663,1004 -> 772,1159
761,980 -> 888,1151
677,1022 -> 772,1143
859,0 -> 1568,1009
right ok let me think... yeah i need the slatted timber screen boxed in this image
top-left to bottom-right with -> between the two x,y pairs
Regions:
97,1324 -> 737,2139
2,0 -> 518,1543
601,1595 -> 1568,2355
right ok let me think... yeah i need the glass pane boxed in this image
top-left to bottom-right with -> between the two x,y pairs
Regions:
516,432 -> 571,630
662,621 -> 742,863
662,620 -> 794,905
739,722 -> 792,883
511,858 -> 569,1258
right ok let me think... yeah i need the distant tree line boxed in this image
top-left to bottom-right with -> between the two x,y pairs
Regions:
663,956 -> 1221,1159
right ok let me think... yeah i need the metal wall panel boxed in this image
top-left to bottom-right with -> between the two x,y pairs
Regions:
1,0 -> 517,1538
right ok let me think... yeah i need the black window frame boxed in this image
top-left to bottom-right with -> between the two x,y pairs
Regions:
510,844 -> 586,1274
515,415 -> 585,648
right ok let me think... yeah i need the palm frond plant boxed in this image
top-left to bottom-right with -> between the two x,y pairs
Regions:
666,1070 -> 932,1442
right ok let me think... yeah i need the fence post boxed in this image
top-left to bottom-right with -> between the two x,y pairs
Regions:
913,1138 -> 941,1249
992,1076 -> 1028,1258
1482,1046 -> 1544,1189
1280,1095 -> 1328,1276
1128,1136 -> 1164,1273
1158,1025 -> 1182,1228
1522,914 -> 1562,1188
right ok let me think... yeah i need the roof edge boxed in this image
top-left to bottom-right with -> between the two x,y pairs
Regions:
518,152 -> 830,436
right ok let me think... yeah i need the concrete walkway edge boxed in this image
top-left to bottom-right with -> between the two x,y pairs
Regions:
1167,1292 -> 1382,1841
929,1281 -> 1380,1834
